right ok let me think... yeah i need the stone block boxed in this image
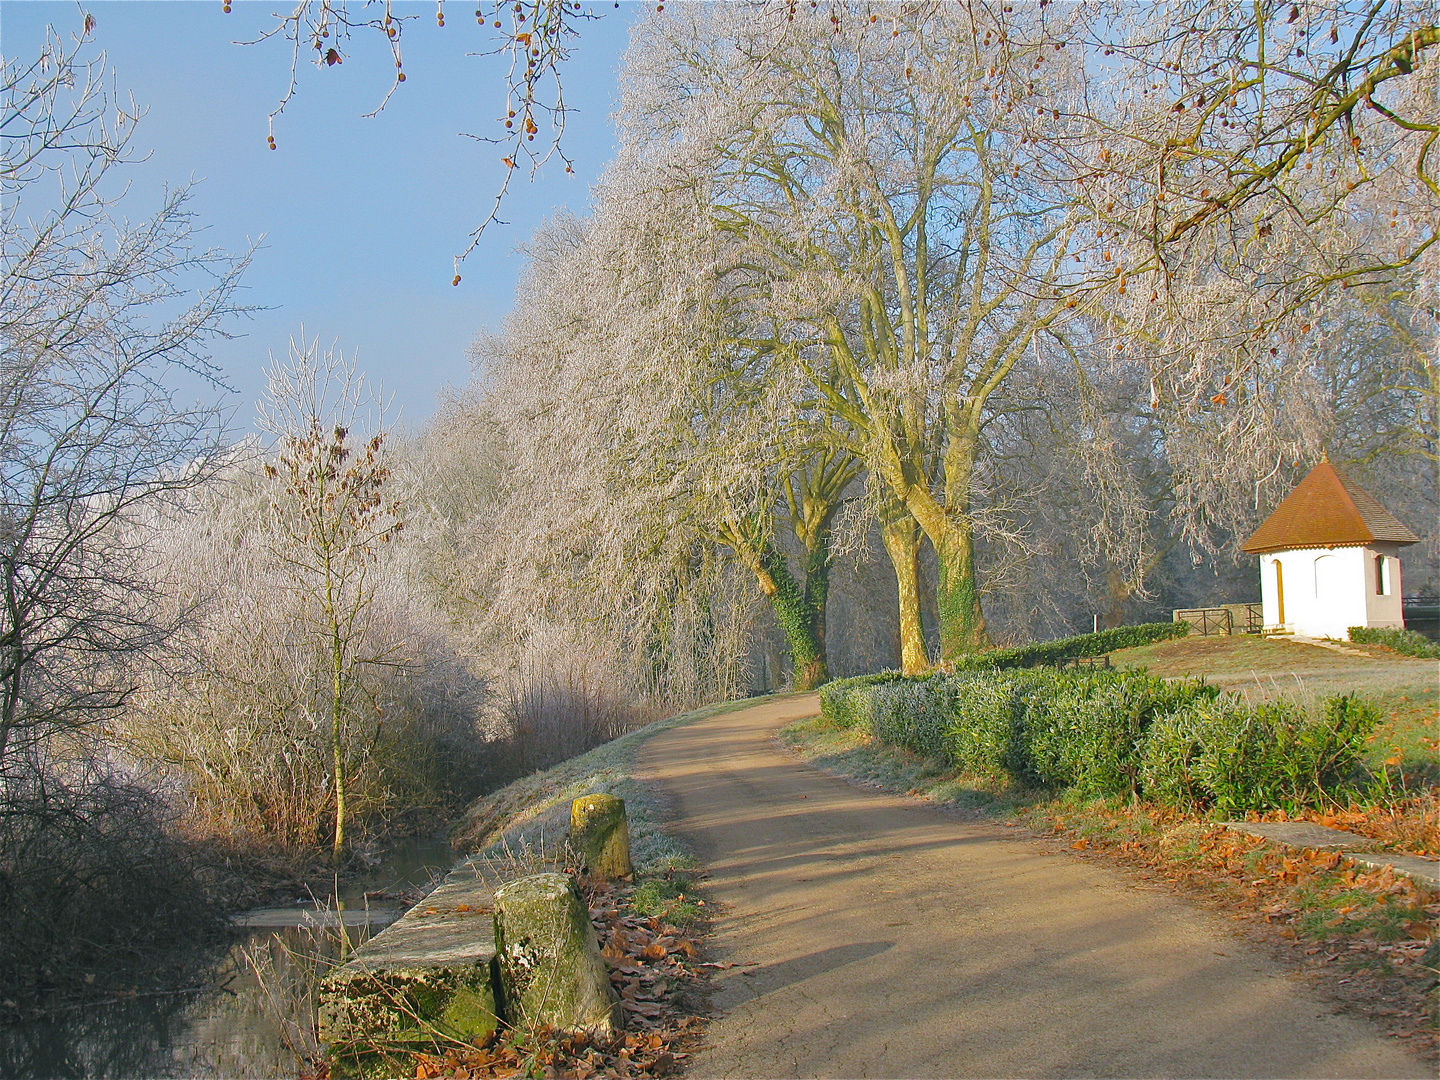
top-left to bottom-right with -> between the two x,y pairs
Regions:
570,794 -> 633,878
493,872 -> 620,1034
318,860 -> 512,1075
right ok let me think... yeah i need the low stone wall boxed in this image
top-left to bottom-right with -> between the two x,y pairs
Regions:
318,858 -> 516,1076
319,798 -> 635,1077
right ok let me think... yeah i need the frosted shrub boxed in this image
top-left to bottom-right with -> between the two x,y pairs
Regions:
1025,674 -> 1218,797
869,679 -> 952,759
126,454 -> 489,853
819,673 -> 901,729
944,674 -> 1034,786
825,666 -> 1374,811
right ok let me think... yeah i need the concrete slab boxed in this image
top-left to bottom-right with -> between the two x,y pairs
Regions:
1344,852 -> 1440,888
1222,821 -> 1439,888
234,906 -> 401,929
1265,634 -> 1373,658
1222,821 -> 1372,850
317,857 -> 555,1072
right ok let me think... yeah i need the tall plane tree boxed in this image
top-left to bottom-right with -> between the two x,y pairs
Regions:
621,4 -> 1102,657
483,206 -> 861,689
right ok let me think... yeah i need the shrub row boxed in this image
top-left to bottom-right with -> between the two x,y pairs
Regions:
818,622 -> 1193,727
820,668 -> 1380,812
953,621 -> 1191,671
1347,625 -> 1440,659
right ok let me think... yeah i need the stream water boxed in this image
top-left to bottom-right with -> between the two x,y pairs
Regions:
0,836 -> 456,1079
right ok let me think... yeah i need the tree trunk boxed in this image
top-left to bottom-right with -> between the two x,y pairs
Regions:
736,541 -> 829,691
890,483 -> 989,659
761,544 -> 829,691
799,538 -> 832,689
331,625 -> 347,864
1103,566 -> 1131,630
0,566 -> 19,766
880,510 -> 927,675
876,413 -> 990,660
935,521 -> 988,657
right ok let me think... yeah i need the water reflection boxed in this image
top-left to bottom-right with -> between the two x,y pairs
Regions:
0,992 -> 199,1080
1,836 -> 456,1079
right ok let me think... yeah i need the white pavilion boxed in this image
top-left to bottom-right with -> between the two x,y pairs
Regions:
1241,458 -> 1419,639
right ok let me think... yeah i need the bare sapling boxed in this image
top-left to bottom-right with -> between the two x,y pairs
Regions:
260,336 -> 404,862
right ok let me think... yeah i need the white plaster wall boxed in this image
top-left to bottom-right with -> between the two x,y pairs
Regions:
1258,546 -> 1371,638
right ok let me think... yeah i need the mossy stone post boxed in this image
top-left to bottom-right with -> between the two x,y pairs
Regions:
493,873 -> 620,1034
570,794 -> 633,878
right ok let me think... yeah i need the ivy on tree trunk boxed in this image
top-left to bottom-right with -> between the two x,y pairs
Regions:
757,542 -> 829,692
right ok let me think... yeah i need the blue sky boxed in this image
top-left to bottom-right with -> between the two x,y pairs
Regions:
2,0 -> 641,430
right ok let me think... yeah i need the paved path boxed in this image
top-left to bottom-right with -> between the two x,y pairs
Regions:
638,695 -> 1426,1079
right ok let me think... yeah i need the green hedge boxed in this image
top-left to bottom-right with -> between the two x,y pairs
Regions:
952,621 -> 1190,671
1348,626 -> 1440,659
819,624 -> 1193,719
1023,672 -> 1221,797
819,671 -> 910,729
819,667 -> 1377,812
1141,694 -> 1381,812
935,668 -> 1219,796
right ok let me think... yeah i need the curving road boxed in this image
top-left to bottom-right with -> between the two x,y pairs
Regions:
638,694 -> 1425,1079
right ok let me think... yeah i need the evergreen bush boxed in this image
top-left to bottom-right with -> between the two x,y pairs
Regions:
1142,694 -> 1380,812
943,672 -> 1039,784
1023,672 -> 1217,797
818,671 -> 906,728
952,621 -> 1191,671
1138,707 -> 1207,806
868,678 -> 954,759
1347,626 -> 1440,659
820,662 -> 1376,812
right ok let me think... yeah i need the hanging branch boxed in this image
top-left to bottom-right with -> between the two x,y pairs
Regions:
228,0 -> 596,282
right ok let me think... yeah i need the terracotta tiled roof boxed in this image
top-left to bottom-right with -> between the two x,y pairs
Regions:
1241,460 -> 1419,554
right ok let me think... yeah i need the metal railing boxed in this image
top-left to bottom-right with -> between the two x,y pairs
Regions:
1402,595 -> 1439,640
1172,603 -> 1264,636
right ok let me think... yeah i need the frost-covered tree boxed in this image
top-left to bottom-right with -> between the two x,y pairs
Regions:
471,210 -> 758,704
258,338 -> 404,860
616,5 -> 1108,656
610,2 -> 1435,658
1,25 -> 248,769
455,2 -> 1434,684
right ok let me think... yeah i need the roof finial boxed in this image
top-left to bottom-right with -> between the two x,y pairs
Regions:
1320,447 -> 1329,463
